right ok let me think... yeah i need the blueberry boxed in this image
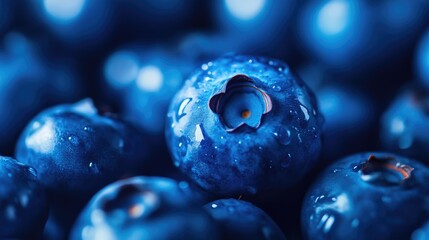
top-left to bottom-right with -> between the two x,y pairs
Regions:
317,85 -> 376,160
298,0 -> 429,75
380,87 -> 429,163
71,176 -> 219,240
302,152 -> 429,240
15,98 -> 148,198
416,28 -> 429,89
0,156 -> 48,238
28,0 -> 113,49
204,199 -> 286,240
212,0 -> 295,58
166,54 -> 323,195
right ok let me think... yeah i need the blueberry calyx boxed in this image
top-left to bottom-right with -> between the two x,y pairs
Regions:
208,74 -> 272,132
359,154 -> 414,186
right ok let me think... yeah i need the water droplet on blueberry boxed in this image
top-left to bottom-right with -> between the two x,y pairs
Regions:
68,135 -> 80,146
89,162 -> 100,174
176,98 -> 192,121
273,128 -> 291,146
271,85 -> 282,91
177,136 -> 189,160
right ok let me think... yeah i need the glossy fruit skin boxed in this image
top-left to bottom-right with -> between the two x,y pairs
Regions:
166,54 -> 323,195
71,176 -> 219,240
412,221 -> 429,240
15,99 -> 148,198
302,152 -> 429,240
0,156 -> 48,238
204,199 -> 286,240
380,88 -> 429,164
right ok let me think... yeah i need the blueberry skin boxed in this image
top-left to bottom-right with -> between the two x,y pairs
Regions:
15,99 -> 148,198
166,54 -> 323,195
380,88 -> 429,164
302,152 -> 429,240
0,156 -> 48,238
204,199 -> 286,240
71,176 -> 219,240
412,221 -> 429,240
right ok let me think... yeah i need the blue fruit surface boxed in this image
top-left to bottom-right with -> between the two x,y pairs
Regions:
204,198 -> 286,240
166,54 -> 323,195
302,152 -> 429,240
15,99 -> 148,198
71,176 -> 219,240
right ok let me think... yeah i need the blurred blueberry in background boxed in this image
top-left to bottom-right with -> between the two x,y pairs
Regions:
380,87 -> 429,165
28,0 -> 113,49
416,28 -> 429,88
317,85 -> 376,160
103,46 -> 188,135
0,32 -> 84,155
180,0 -> 298,60
298,0 -> 429,76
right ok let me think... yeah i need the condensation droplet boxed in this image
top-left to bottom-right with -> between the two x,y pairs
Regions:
68,135 -> 80,146
271,85 -> 282,91
273,128 -> 291,146
26,167 -> 37,177
177,98 -> 192,121
300,105 -> 310,121
89,162 -> 100,174
201,64 -> 208,71
178,136 -> 189,158
211,203 -> 218,209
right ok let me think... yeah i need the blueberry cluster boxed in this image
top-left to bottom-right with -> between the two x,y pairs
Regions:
1,1 -> 429,240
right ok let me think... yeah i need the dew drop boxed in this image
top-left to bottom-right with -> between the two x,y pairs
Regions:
178,136 -> 189,158
201,64 -> 208,71
333,169 -> 341,173
300,105 -> 310,121
273,128 -> 291,146
26,167 -> 37,177
211,203 -> 218,209
278,67 -> 283,72
248,59 -> 253,63
68,135 -> 80,146
176,98 -> 192,121
271,85 -> 282,92
83,126 -> 94,132
89,162 -> 100,174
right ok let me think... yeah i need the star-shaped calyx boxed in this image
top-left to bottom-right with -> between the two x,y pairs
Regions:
209,74 -> 272,132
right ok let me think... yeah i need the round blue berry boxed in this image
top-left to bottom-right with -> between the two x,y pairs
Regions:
71,176 -> 219,240
15,99 -> 148,198
302,152 -> 429,240
380,88 -> 429,164
166,54 -> 323,195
